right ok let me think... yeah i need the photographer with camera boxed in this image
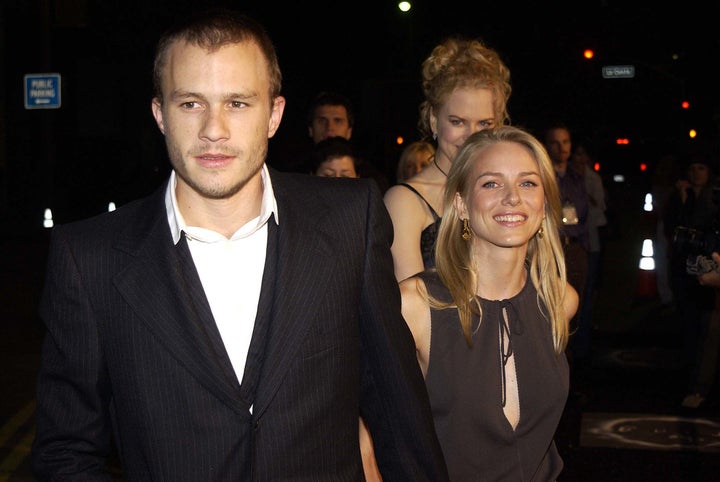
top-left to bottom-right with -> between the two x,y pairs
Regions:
698,252 -> 720,288
664,150 -> 720,408
679,251 -> 720,409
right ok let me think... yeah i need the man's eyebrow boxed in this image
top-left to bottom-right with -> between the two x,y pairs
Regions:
224,91 -> 259,100
168,90 -> 260,101
168,90 -> 200,100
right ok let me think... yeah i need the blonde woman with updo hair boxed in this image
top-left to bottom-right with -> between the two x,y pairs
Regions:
384,36 -> 512,281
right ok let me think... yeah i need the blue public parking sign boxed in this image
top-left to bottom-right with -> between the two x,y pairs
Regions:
24,73 -> 61,109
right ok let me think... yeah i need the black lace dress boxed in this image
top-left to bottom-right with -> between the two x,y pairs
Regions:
399,183 -> 441,270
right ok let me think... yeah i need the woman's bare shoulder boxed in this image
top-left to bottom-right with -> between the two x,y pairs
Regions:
400,277 -> 428,314
564,281 -> 580,321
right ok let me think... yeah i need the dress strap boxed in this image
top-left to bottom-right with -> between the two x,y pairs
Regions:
399,183 -> 440,220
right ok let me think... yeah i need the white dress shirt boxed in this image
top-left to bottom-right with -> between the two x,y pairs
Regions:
165,165 -> 278,383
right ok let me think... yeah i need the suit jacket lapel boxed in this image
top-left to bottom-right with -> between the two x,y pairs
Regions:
251,172 -> 336,417
237,217 -> 277,406
112,187 -> 248,416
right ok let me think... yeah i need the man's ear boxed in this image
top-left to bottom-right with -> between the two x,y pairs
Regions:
268,96 -> 286,138
151,98 -> 165,135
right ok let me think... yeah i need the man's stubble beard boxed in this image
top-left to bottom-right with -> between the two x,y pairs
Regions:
167,140 -> 267,200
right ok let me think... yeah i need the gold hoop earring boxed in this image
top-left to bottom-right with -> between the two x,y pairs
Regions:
537,226 -> 544,239
462,219 -> 471,241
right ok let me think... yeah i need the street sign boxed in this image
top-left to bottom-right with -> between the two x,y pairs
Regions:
24,73 -> 61,109
602,65 -> 635,79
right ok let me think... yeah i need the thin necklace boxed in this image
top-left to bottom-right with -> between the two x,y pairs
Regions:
433,157 -> 448,177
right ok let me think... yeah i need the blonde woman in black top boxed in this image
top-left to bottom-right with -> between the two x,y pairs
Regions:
402,126 -> 577,480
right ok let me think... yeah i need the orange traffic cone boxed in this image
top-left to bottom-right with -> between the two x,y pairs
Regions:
635,268 -> 658,300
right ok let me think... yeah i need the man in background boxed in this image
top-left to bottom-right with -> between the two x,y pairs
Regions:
306,91 -> 389,192
307,90 -> 354,143
543,122 -> 590,365
570,137 -> 607,363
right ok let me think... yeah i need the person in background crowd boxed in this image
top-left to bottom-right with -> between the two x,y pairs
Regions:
306,90 -> 389,193
307,90 -> 355,144
663,150 -> 719,408
396,140 -> 435,183
384,36 -> 512,281
31,9 -> 448,481
683,250 -> 720,410
399,126 -> 577,480
651,150 -> 682,306
309,135 -> 358,178
569,137 -> 607,363
542,121 -> 590,366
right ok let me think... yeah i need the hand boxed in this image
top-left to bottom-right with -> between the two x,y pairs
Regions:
675,179 -> 691,191
359,417 -> 383,481
676,179 -> 691,203
698,252 -> 720,289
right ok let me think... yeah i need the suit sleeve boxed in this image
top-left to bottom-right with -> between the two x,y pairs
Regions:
32,227 -> 114,481
358,182 -> 449,481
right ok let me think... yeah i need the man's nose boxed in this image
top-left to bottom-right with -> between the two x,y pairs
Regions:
199,107 -> 229,141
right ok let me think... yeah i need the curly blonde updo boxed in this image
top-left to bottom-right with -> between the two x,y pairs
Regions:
418,37 -> 512,140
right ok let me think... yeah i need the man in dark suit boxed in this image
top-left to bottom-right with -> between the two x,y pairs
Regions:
31,8 -> 448,481
542,122 -> 590,363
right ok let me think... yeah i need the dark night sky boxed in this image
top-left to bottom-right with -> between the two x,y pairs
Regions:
3,0 -> 719,226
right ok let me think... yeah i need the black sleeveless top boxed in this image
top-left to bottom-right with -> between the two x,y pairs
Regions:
420,270 -> 568,481
399,183 -> 441,270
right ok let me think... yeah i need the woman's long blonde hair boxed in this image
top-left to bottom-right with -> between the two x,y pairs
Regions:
431,126 -> 569,354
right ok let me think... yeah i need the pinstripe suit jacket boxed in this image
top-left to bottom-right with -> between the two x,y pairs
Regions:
32,168 -> 448,481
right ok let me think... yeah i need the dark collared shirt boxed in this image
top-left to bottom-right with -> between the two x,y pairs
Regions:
556,167 -> 590,251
